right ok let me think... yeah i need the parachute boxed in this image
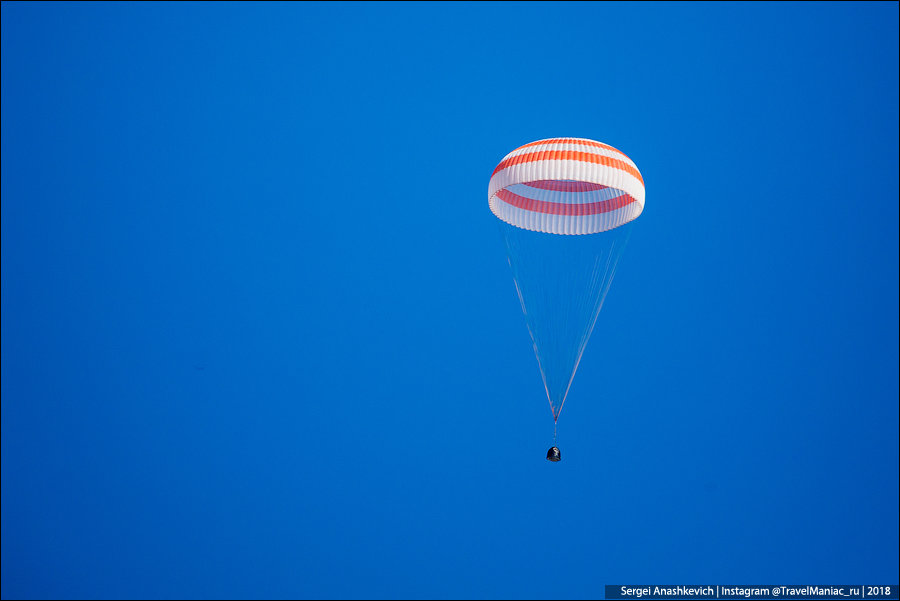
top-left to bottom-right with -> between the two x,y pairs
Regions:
489,138 -> 645,442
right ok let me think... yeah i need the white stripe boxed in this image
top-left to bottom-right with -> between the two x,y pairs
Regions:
489,160 -> 645,208
489,195 -> 642,236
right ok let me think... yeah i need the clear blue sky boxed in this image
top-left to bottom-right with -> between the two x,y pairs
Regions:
2,2 -> 898,599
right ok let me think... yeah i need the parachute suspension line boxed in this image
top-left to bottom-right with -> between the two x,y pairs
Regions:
503,222 -> 557,418
553,421 -> 558,444
557,244 -> 608,417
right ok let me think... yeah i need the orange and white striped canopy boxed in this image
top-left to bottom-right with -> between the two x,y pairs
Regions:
488,138 -> 645,235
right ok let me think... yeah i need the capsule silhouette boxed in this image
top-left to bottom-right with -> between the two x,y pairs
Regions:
546,446 -> 561,462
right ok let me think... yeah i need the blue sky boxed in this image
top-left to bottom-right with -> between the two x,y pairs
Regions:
2,2 -> 898,599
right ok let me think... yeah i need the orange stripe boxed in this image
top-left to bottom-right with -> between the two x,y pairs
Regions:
492,149 -> 644,185
523,180 -> 609,192
496,188 -> 636,216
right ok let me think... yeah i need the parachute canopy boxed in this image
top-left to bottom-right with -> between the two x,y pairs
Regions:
490,138 -> 644,423
488,138 -> 645,235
